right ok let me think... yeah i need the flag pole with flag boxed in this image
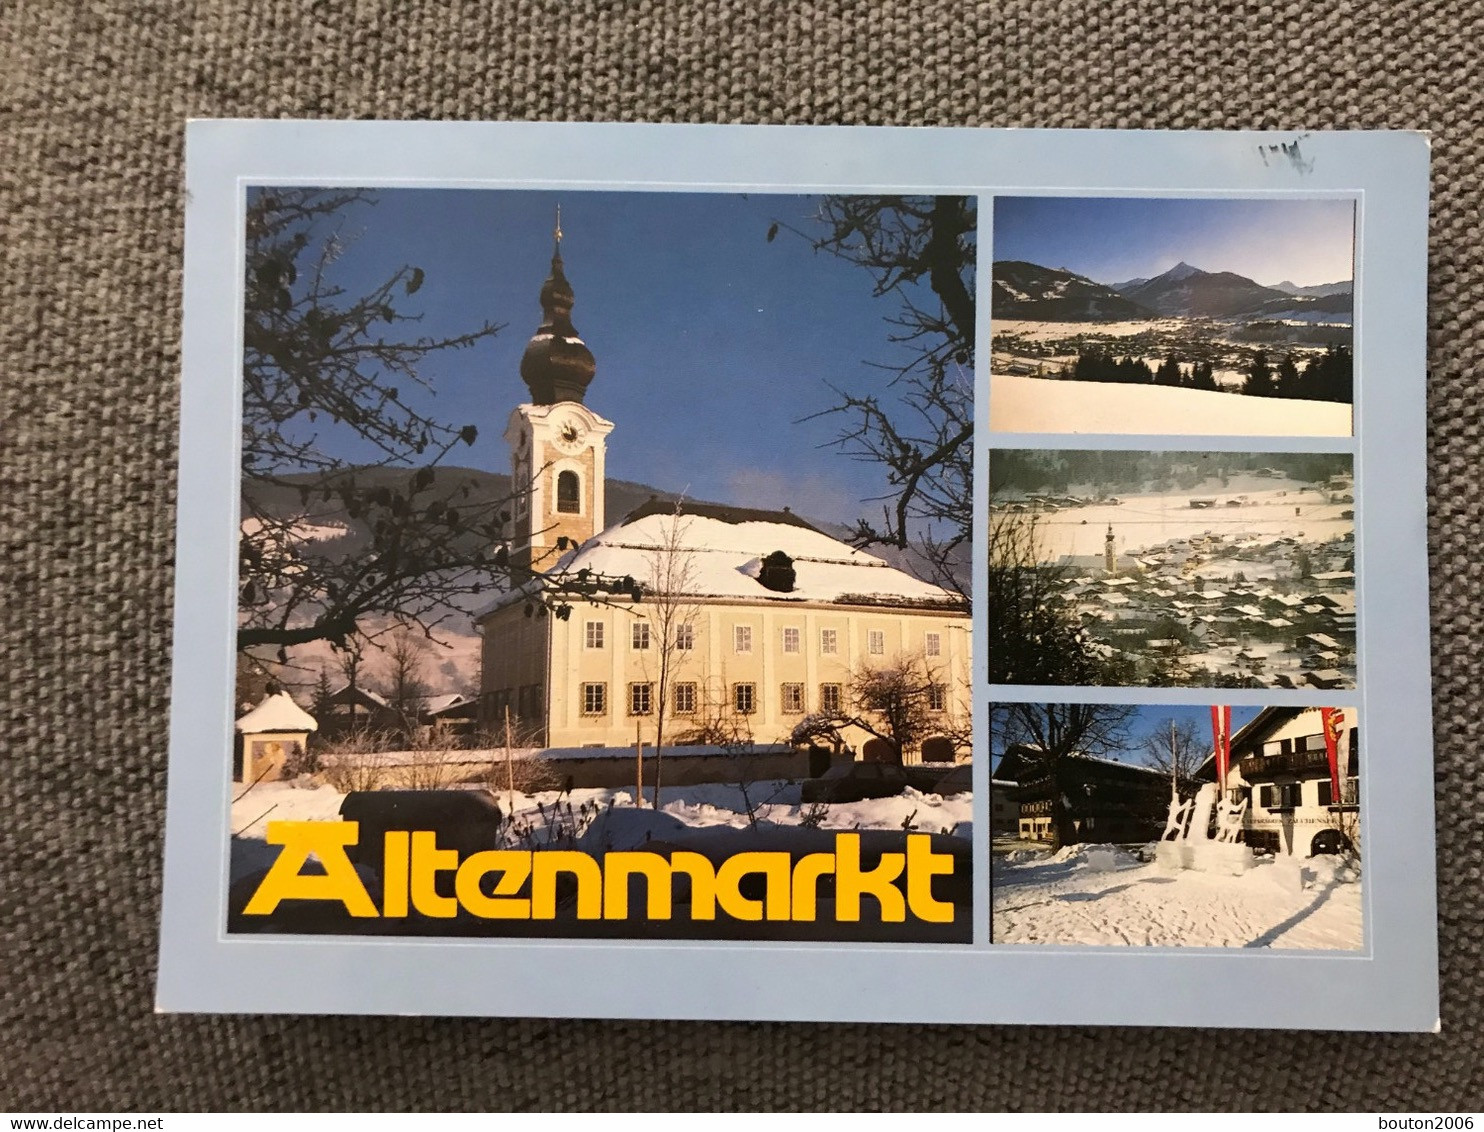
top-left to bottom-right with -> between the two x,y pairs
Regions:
1321,707 -> 1346,803
1210,704 -> 1232,793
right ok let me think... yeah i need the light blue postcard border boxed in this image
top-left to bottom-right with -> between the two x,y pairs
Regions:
159,122 -> 1436,1030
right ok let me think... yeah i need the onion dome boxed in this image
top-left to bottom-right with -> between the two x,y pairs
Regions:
519,208 -> 597,405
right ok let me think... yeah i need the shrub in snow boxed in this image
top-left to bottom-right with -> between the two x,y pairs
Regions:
278,741 -> 321,780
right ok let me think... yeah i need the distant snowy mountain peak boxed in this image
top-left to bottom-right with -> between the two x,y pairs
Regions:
1160,261 -> 1203,282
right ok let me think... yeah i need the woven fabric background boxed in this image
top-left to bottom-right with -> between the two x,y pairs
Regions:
3,0 -> 1481,1112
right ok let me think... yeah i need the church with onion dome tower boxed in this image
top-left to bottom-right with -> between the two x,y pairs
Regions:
503,209 -> 615,574
477,212 -> 972,763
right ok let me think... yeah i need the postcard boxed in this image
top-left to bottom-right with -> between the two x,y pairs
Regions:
159,122 -> 1436,1029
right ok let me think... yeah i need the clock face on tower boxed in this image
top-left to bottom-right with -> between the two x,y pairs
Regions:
552,414 -> 587,455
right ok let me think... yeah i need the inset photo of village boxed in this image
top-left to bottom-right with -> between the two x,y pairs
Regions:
989,701 -> 1362,950
989,196 -> 1354,436
986,449 -> 1355,689
229,188 -> 977,942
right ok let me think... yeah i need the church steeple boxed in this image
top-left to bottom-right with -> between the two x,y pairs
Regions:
1105,524 -> 1117,575
519,206 -> 597,405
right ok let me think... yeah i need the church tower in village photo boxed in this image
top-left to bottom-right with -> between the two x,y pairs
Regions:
478,208 -> 971,760
504,209 -> 614,573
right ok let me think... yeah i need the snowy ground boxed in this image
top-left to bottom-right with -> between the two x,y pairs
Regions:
229,778 -> 973,882
992,844 -> 1362,950
988,374 -> 1352,437
1010,474 -> 1351,560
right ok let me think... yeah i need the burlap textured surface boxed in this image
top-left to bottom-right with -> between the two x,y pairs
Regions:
3,0 -> 1481,1112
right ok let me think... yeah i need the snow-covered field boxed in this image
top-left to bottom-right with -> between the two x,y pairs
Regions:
994,318 -> 1194,342
993,844 -> 1362,950
1008,474 -> 1351,561
989,374 -> 1352,437
229,778 -> 974,882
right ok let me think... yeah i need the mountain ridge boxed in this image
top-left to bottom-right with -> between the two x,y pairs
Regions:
995,259 -> 1353,322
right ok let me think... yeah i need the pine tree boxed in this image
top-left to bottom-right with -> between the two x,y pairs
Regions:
1243,349 -> 1276,397
1275,354 -> 1301,398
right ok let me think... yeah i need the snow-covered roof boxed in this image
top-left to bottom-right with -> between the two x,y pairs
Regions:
329,681 -> 389,707
424,693 -> 471,715
487,502 -> 964,613
235,691 -> 318,734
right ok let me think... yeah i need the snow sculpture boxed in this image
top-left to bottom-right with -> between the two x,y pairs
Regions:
1155,787 -> 1193,871
1186,785 -> 1254,875
1214,796 -> 1248,844
1160,794 -> 1191,842
1156,783 -> 1254,875
1187,782 -> 1218,842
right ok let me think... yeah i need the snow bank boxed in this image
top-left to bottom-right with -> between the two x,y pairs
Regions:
989,374 -> 1351,437
993,852 -> 1363,950
1045,842 -> 1137,867
229,778 -> 975,859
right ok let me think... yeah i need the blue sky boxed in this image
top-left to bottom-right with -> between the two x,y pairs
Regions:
993,197 -> 1354,288
991,703 -> 1263,770
253,189 -> 969,527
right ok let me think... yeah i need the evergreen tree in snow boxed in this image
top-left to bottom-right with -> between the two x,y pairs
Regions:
1275,354 -> 1302,399
1243,349 -> 1276,397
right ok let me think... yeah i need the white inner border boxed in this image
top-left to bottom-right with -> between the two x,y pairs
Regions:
159,122 -> 1436,1030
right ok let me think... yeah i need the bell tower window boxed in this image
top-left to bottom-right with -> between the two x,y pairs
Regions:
556,470 -> 580,514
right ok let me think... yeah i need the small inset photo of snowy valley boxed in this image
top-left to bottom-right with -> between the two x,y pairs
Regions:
986,449 -> 1355,690
989,701 -> 1363,950
989,196 -> 1355,437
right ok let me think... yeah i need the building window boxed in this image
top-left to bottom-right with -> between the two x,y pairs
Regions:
585,621 -> 604,649
1316,778 -> 1333,806
628,682 -> 653,716
782,627 -> 800,654
867,629 -> 885,655
673,682 -> 697,715
734,625 -> 753,654
820,628 -> 838,655
820,683 -> 842,714
734,682 -> 756,714
556,469 -> 580,514
781,682 -> 805,714
927,684 -> 946,712
581,682 -> 607,716
675,622 -> 694,651
1261,782 -> 1302,810
924,631 -> 942,658
631,621 -> 651,650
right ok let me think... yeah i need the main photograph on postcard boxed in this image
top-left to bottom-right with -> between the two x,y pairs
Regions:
988,196 -> 1355,436
230,189 -> 976,941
